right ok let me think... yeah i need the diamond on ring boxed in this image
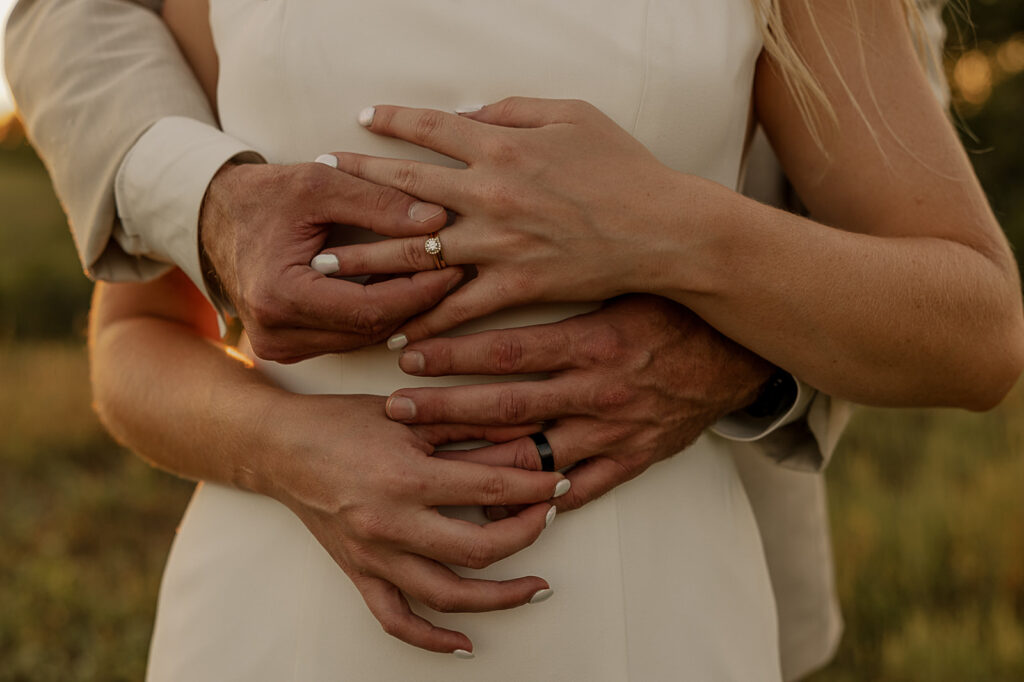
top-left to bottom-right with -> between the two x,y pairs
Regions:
424,232 -> 447,269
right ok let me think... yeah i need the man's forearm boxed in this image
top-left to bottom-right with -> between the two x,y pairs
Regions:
5,0 -> 220,279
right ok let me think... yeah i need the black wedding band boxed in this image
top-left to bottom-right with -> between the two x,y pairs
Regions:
528,432 -> 555,472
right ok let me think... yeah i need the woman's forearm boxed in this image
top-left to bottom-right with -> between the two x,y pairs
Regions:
652,176 -> 1024,409
89,274 -> 284,497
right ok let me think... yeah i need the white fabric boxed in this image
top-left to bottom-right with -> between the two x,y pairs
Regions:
146,1 -> 784,679
712,375 -> 817,444
115,116 -> 261,314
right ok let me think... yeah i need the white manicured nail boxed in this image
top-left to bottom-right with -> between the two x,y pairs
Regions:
314,153 -> 338,168
454,104 -> 484,114
358,106 -> 376,127
310,254 -> 339,275
453,649 -> 475,659
553,479 -> 571,498
545,506 -> 557,528
386,333 -> 408,351
529,588 -> 554,604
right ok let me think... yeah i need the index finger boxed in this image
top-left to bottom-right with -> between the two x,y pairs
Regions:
398,323 -> 577,377
360,105 -> 484,163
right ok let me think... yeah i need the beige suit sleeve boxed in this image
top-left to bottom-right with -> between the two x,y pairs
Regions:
4,0 -> 234,283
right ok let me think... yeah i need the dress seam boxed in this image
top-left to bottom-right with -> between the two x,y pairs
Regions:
288,528 -> 318,682
612,488 -> 633,679
630,0 -> 652,135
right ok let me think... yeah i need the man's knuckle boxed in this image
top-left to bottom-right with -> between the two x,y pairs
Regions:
293,162 -> 331,195
581,326 -> 624,364
496,387 -> 526,423
371,185 -> 399,214
490,336 -> 525,373
350,305 -> 391,337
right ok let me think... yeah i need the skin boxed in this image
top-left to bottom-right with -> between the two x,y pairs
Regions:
91,270 -> 569,655
164,0 -> 461,362
92,0 -> 1024,658
90,0 -> 776,655
323,0 -> 1024,407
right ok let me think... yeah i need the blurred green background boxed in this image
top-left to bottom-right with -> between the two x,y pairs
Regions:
2,3 -> 1023,681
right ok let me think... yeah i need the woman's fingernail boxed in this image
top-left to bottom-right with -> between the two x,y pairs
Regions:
314,153 -> 338,168
409,201 -> 445,222
553,479 -> 571,498
310,253 -> 339,275
453,649 -> 475,659
358,106 -> 376,127
529,588 -> 554,604
386,333 -> 408,351
399,350 -> 425,375
385,395 -> 417,421
454,104 -> 484,115
544,506 -> 557,528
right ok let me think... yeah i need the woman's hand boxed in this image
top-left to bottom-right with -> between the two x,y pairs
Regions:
316,97 -> 684,343
91,272 -> 569,656
261,392 -> 569,655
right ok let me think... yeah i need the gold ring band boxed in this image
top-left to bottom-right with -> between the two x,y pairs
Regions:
424,232 -> 447,269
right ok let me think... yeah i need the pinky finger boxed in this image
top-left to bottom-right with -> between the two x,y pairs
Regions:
353,575 -> 474,656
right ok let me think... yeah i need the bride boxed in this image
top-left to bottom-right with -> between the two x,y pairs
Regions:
88,0 -> 1023,679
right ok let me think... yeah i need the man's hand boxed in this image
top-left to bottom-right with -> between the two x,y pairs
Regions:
200,160 -> 461,361
383,295 -> 773,511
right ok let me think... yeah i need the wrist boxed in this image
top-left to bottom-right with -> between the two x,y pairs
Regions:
649,174 -> 744,302
230,382 -> 300,500
198,160 -> 255,314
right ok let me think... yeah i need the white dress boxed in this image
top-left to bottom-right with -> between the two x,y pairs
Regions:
146,1 -> 782,679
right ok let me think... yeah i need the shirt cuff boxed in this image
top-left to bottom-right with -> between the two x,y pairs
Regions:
710,373 -> 817,442
114,116 -> 263,332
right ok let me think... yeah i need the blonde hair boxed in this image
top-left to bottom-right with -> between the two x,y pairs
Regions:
749,0 -> 933,149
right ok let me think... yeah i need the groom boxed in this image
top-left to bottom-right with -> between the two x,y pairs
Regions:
6,0 -> 946,677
